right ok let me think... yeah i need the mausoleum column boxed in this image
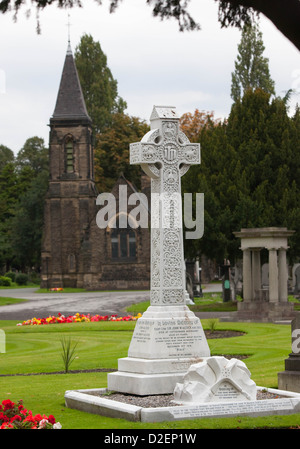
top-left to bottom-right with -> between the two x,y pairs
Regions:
252,249 -> 261,300
242,248 -> 252,302
269,248 -> 279,303
278,247 -> 288,302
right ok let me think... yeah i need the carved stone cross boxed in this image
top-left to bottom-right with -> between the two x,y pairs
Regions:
130,106 -> 200,306
107,106 -> 209,395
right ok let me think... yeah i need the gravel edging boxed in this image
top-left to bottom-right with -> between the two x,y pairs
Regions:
90,389 -> 287,408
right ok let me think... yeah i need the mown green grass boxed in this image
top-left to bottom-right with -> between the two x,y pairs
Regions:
0,283 -> 39,290
127,292 -> 300,314
0,297 -> 28,306
0,318 -> 298,429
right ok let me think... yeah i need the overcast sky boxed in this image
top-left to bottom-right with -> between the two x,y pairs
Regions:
0,0 -> 299,154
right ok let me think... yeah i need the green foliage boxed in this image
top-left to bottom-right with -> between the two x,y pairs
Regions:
0,276 -> 11,286
0,144 -> 14,170
16,136 -> 48,175
94,112 -> 150,192
75,33 -> 127,135
231,22 -> 275,102
15,273 -> 28,285
4,271 -> 16,282
10,169 -> 49,270
182,89 -> 300,264
60,336 -> 79,373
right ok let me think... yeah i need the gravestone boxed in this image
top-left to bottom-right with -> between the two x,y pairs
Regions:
278,313 -> 300,392
294,265 -> 300,296
107,106 -> 210,395
173,356 -> 257,403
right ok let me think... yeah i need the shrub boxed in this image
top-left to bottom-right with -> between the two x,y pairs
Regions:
28,272 -> 40,285
0,276 -> 12,287
15,273 -> 28,286
4,271 -> 16,282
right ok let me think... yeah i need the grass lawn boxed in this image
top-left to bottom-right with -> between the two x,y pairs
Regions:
127,292 -> 300,314
0,297 -> 28,306
0,317 -> 299,430
0,283 -> 39,290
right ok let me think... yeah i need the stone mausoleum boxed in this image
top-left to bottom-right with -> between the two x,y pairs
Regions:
40,42 -> 150,290
234,227 -> 296,322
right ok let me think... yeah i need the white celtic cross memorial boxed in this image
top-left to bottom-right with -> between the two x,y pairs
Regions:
107,106 -> 210,396
130,106 -> 200,306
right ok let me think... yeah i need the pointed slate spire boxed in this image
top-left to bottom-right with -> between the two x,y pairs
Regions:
51,42 -> 91,125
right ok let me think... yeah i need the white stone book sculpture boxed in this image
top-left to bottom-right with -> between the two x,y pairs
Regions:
173,356 -> 257,403
107,106 -> 210,395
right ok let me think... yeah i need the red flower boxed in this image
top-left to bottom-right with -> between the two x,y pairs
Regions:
11,415 -> 22,422
48,415 -> 56,424
2,400 -> 14,411
33,413 -> 43,422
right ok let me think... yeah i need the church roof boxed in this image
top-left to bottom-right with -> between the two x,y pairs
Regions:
51,42 -> 91,124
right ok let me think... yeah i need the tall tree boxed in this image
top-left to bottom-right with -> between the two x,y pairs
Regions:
16,136 -> 48,174
231,22 -> 275,102
1,1 -> 299,51
0,144 -> 14,170
179,109 -> 218,143
75,34 -> 127,134
181,89 -> 300,264
10,169 -> 49,270
94,112 -> 149,192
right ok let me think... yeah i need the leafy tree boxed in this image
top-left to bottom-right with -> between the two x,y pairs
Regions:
0,137 -> 49,272
182,89 -> 300,264
16,136 -> 48,174
10,169 -> 49,270
0,162 -> 20,271
231,22 -> 275,102
75,34 -> 127,134
94,112 -> 149,192
1,1 -> 299,50
0,144 -> 14,170
179,109 -> 218,142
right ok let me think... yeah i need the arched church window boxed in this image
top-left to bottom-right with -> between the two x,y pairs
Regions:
65,137 -> 74,173
110,228 -> 136,260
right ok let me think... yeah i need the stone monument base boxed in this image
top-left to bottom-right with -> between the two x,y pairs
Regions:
237,301 -> 296,322
278,371 -> 300,393
278,353 -> 300,393
65,386 -> 300,422
107,305 -> 210,395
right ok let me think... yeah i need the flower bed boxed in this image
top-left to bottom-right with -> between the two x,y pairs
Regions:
17,312 -> 142,326
0,399 -> 61,429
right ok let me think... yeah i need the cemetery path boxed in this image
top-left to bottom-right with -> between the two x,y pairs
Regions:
0,284 -> 232,321
0,289 -> 150,321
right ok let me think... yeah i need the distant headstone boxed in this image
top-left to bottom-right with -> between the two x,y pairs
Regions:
173,356 -> 257,403
294,266 -> 300,296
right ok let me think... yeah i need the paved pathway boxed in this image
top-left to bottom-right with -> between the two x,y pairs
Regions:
0,283 -> 233,321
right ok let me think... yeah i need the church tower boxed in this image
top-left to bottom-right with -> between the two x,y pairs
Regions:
41,42 -> 98,288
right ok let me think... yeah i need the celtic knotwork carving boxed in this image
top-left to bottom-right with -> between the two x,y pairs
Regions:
142,145 -> 156,160
150,290 -> 160,304
162,289 -> 184,304
163,267 -> 182,288
163,167 -> 178,184
162,121 -> 177,140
